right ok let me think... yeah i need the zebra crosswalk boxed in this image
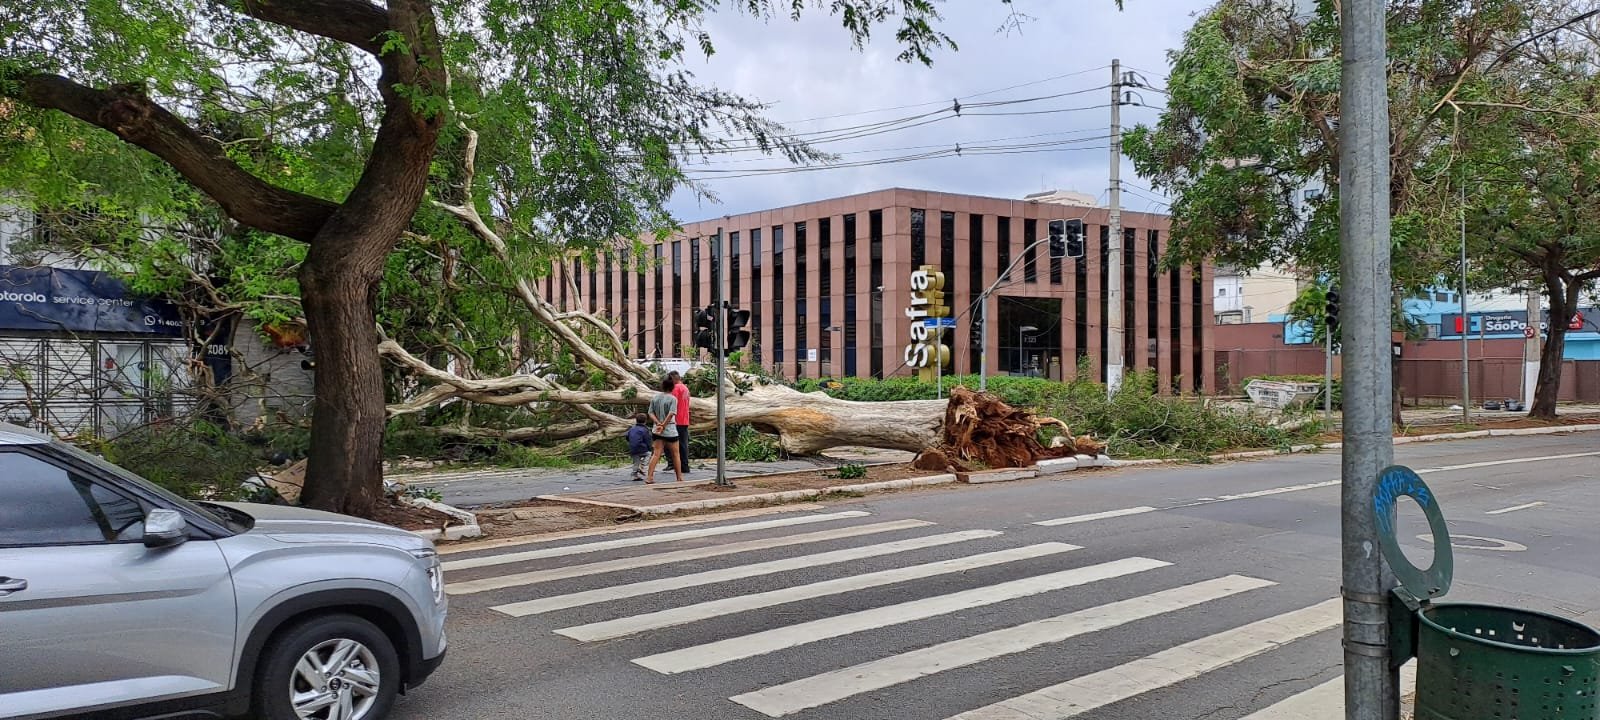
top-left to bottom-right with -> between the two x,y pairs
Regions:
442,508 -> 1358,719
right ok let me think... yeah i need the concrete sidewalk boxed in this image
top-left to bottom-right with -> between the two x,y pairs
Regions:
391,446 -> 913,508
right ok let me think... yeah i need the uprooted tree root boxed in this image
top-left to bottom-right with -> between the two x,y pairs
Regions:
918,387 -> 1106,471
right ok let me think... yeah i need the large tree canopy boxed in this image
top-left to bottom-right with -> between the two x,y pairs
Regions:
1124,0 -> 1600,418
0,0 -> 975,515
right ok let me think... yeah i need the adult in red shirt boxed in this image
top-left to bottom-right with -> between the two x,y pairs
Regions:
668,371 -> 691,473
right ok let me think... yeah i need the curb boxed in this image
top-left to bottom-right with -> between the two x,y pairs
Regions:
544,473 -> 960,515
400,496 -> 483,541
1105,423 -> 1600,468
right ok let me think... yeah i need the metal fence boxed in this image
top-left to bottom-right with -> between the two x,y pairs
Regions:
0,335 -> 198,438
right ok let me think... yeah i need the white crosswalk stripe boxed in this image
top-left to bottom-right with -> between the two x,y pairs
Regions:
632,556 -> 1172,674
447,519 -> 931,595
729,574 -> 1275,717
495,529 -> 1008,617
442,510 -> 870,571
942,598 -> 1343,720
1239,661 -> 1417,720
557,542 -> 1079,641
444,511 -> 1355,719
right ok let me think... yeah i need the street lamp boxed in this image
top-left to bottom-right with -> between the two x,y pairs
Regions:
1018,325 -> 1038,375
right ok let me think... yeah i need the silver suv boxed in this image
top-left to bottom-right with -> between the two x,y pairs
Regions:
0,423 -> 447,720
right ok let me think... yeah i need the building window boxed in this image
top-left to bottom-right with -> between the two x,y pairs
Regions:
671,240 -> 682,355
1099,225 -> 1110,369
844,213 -> 859,377
939,211 -> 956,297
690,238 -> 701,312
1124,228 -> 1137,367
619,251 -> 630,349
588,259 -> 598,313
637,250 -> 647,357
870,209 -> 884,378
729,231 -> 741,307
910,208 -> 926,267
795,221 -> 808,377
1075,232 -> 1089,365
1147,229 -> 1161,368
969,214 -> 984,372
653,244 -> 664,357
750,228 -> 763,362
772,225 -> 784,368
1192,267 -> 1203,393
998,216 -> 1012,280
1023,218 -> 1039,283
819,218 -> 832,365
1170,261 -> 1183,394
604,252 -> 614,318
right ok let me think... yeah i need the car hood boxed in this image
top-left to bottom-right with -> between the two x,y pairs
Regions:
215,502 -> 434,553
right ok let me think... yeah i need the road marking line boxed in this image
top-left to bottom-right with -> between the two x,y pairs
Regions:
631,556 -> 1171,674
494,529 -> 1007,617
1033,506 -> 1157,526
730,574 -> 1274,717
1216,479 -> 1341,500
942,598 -> 1342,720
1417,451 -> 1600,474
446,519 -> 930,595
556,542 -> 1077,641
1238,661 -> 1416,719
1485,501 -> 1546,515
442,510 -> 870,571
437,504 -> 826,555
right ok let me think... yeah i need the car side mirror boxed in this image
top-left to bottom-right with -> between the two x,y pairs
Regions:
143,509 -> 189,549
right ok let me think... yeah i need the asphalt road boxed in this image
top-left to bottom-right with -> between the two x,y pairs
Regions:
395,432 -> 1600,720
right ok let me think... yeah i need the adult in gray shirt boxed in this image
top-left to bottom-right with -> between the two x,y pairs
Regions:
646,375 -> 684,483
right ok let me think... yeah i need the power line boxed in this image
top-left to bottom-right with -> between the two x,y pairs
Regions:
686,142 -> 1111,180
771,63 -> 1111,125
684,129 -> 1111,167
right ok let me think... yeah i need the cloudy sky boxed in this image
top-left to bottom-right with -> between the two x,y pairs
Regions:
666,0 -> 1215,223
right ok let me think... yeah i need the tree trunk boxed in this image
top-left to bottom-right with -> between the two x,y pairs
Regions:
1529,275 -> 1578,420
717,385 -> 946,454
296,252 -> 388,516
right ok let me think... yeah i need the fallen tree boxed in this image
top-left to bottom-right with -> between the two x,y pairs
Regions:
376,127 -> 1107,458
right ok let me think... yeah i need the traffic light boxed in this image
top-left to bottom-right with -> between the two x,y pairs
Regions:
725,306 -> 752,354
1324,288 -> 1341,335
693,305 -> 717,352
1048,218 -> 1085,259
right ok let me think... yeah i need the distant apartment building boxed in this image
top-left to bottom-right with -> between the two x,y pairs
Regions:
556,188 -> 1217,393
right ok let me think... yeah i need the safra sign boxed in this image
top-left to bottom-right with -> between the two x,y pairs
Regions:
903,265 -> 951,381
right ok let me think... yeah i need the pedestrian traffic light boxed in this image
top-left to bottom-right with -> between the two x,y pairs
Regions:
693,305 -> 717,352
1324,288 -> 1341,335
1048,218 -> 1084,259
725,306 -> 752,354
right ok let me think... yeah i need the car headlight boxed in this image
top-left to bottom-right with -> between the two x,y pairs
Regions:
408,548 -> 444,604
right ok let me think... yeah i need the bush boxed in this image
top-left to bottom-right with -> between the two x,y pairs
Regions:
687,424 -> 781,462
796,374 -> 1074,408
825,462 -> 868,480
95,422 -> 263,501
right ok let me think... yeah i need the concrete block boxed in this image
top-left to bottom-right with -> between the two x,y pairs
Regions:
1036,457 -> 1079,475
958,468 -> 1037,484
1074,454 -> 1096,467
1095,454 -> 1111,466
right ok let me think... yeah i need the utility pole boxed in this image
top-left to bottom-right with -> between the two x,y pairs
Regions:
713,227 -> 731,487
1105,58 -> 1125,398
1339,0 -> 1399,717
1524,289 -> 1540,409
1459,182 -> 1470,423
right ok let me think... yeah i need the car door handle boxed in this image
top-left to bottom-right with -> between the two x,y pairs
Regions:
0,577 -> 27,595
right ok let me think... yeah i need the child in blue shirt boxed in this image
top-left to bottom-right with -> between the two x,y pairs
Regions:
626,414 -> 652,482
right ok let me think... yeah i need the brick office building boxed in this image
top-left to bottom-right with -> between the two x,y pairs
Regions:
558,188 -> 1214,393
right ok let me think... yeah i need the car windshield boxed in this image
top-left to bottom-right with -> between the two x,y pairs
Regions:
48,438 -> 230,526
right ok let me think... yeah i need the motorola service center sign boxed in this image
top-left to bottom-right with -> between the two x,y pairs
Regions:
0,265 -> 186,336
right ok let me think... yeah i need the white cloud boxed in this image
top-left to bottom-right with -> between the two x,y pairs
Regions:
668,0 -> 1211,223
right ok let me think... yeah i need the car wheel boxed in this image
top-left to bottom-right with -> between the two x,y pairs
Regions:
254,613 -> 401,720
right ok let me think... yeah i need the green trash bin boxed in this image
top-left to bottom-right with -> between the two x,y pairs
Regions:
1414,604 -> 1600,719
1375,466 -> 1600,720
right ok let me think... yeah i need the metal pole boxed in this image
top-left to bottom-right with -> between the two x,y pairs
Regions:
1459,181 -> 1471,422
1339,0 -> 1399,717
1105,59 -> 1125,397
713,227 -> 731,487
936,327 -> 943,399
1324,328 -> 1333,423
1524,289 -> 1540,409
